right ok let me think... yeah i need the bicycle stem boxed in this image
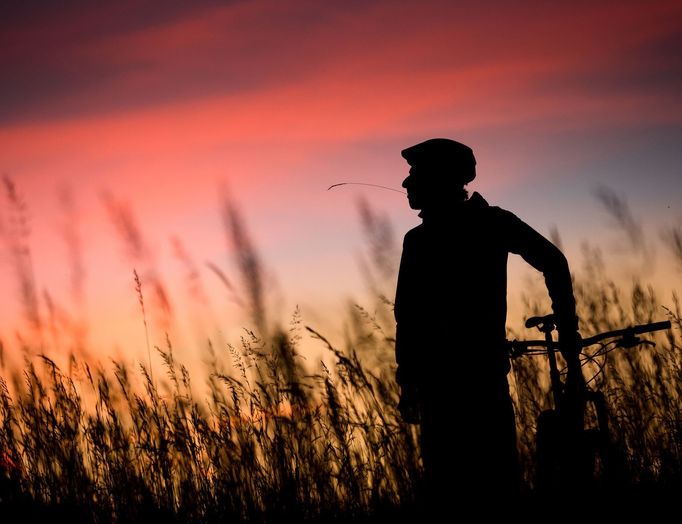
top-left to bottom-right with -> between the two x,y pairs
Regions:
544,327 -> 564,409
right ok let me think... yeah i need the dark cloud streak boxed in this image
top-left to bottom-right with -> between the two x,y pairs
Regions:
0,0 -> 247,123
1,0 -> 377,124
1,0 -> 681,130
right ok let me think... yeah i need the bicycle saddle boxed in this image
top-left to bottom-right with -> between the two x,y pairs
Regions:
525,314 -> 555,330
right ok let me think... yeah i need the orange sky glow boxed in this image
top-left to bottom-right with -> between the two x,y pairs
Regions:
0,0 -> 680,373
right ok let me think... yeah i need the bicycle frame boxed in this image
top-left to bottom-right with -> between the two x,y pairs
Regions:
508,316 -> 672,490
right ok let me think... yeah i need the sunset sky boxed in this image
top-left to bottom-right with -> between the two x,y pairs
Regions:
1,0 -> 680,368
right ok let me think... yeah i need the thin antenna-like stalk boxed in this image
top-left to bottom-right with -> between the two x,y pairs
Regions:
327,182 -> 406,195
133,269 -> 153,384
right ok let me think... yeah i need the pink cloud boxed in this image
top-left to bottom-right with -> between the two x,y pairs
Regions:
0,0 -> 680,357
3,0 -> 680,127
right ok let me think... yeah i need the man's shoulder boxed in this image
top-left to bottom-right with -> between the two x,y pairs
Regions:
470,193 -> 521,223
487,205 -> 520,222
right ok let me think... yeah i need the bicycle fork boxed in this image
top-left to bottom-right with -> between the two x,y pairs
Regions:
538,327 -> 619,491
536,320 -> 591,490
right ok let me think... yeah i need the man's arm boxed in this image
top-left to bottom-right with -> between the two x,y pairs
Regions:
501,210 -> 580,357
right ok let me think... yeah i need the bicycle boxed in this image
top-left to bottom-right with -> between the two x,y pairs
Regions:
508,314 -> 672,491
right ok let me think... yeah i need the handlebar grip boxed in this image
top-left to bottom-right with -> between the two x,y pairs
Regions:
633,320 -> 671,334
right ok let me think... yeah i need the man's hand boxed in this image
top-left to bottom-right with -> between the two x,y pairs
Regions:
559,330 -> 581,364
397,387 -> 421,424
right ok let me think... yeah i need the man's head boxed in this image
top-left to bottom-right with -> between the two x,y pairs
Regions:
400,138 -> 476,210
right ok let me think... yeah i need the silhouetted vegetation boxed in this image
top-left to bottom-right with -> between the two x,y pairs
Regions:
0,179 -> 680,522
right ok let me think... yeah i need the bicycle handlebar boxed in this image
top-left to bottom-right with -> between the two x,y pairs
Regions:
509,320 -> 672,357
580,320 -> 671,346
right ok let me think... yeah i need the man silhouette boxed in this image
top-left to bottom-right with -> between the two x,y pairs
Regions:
393,138 -> 579,505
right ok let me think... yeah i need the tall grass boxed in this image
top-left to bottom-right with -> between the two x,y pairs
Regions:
0,181 -> 680,521
0,318 -> 419,522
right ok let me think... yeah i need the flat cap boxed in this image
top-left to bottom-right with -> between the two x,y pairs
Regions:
401,138 -> 476,184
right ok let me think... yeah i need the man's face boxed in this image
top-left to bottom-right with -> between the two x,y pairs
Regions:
402,164 -> 468,210
402,166 -> 433,210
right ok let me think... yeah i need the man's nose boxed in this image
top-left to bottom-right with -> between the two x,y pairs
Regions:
401,176 -> 410,188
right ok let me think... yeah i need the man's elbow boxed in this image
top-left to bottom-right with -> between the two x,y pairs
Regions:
546,243 -> 571,277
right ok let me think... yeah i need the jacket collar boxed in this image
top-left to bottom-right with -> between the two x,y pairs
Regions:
418,191 -> 488,222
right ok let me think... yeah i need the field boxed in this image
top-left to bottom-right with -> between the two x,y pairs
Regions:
0,180 -> 681,522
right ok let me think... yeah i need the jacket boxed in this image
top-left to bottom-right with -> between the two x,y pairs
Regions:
394,192 -> 577,393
